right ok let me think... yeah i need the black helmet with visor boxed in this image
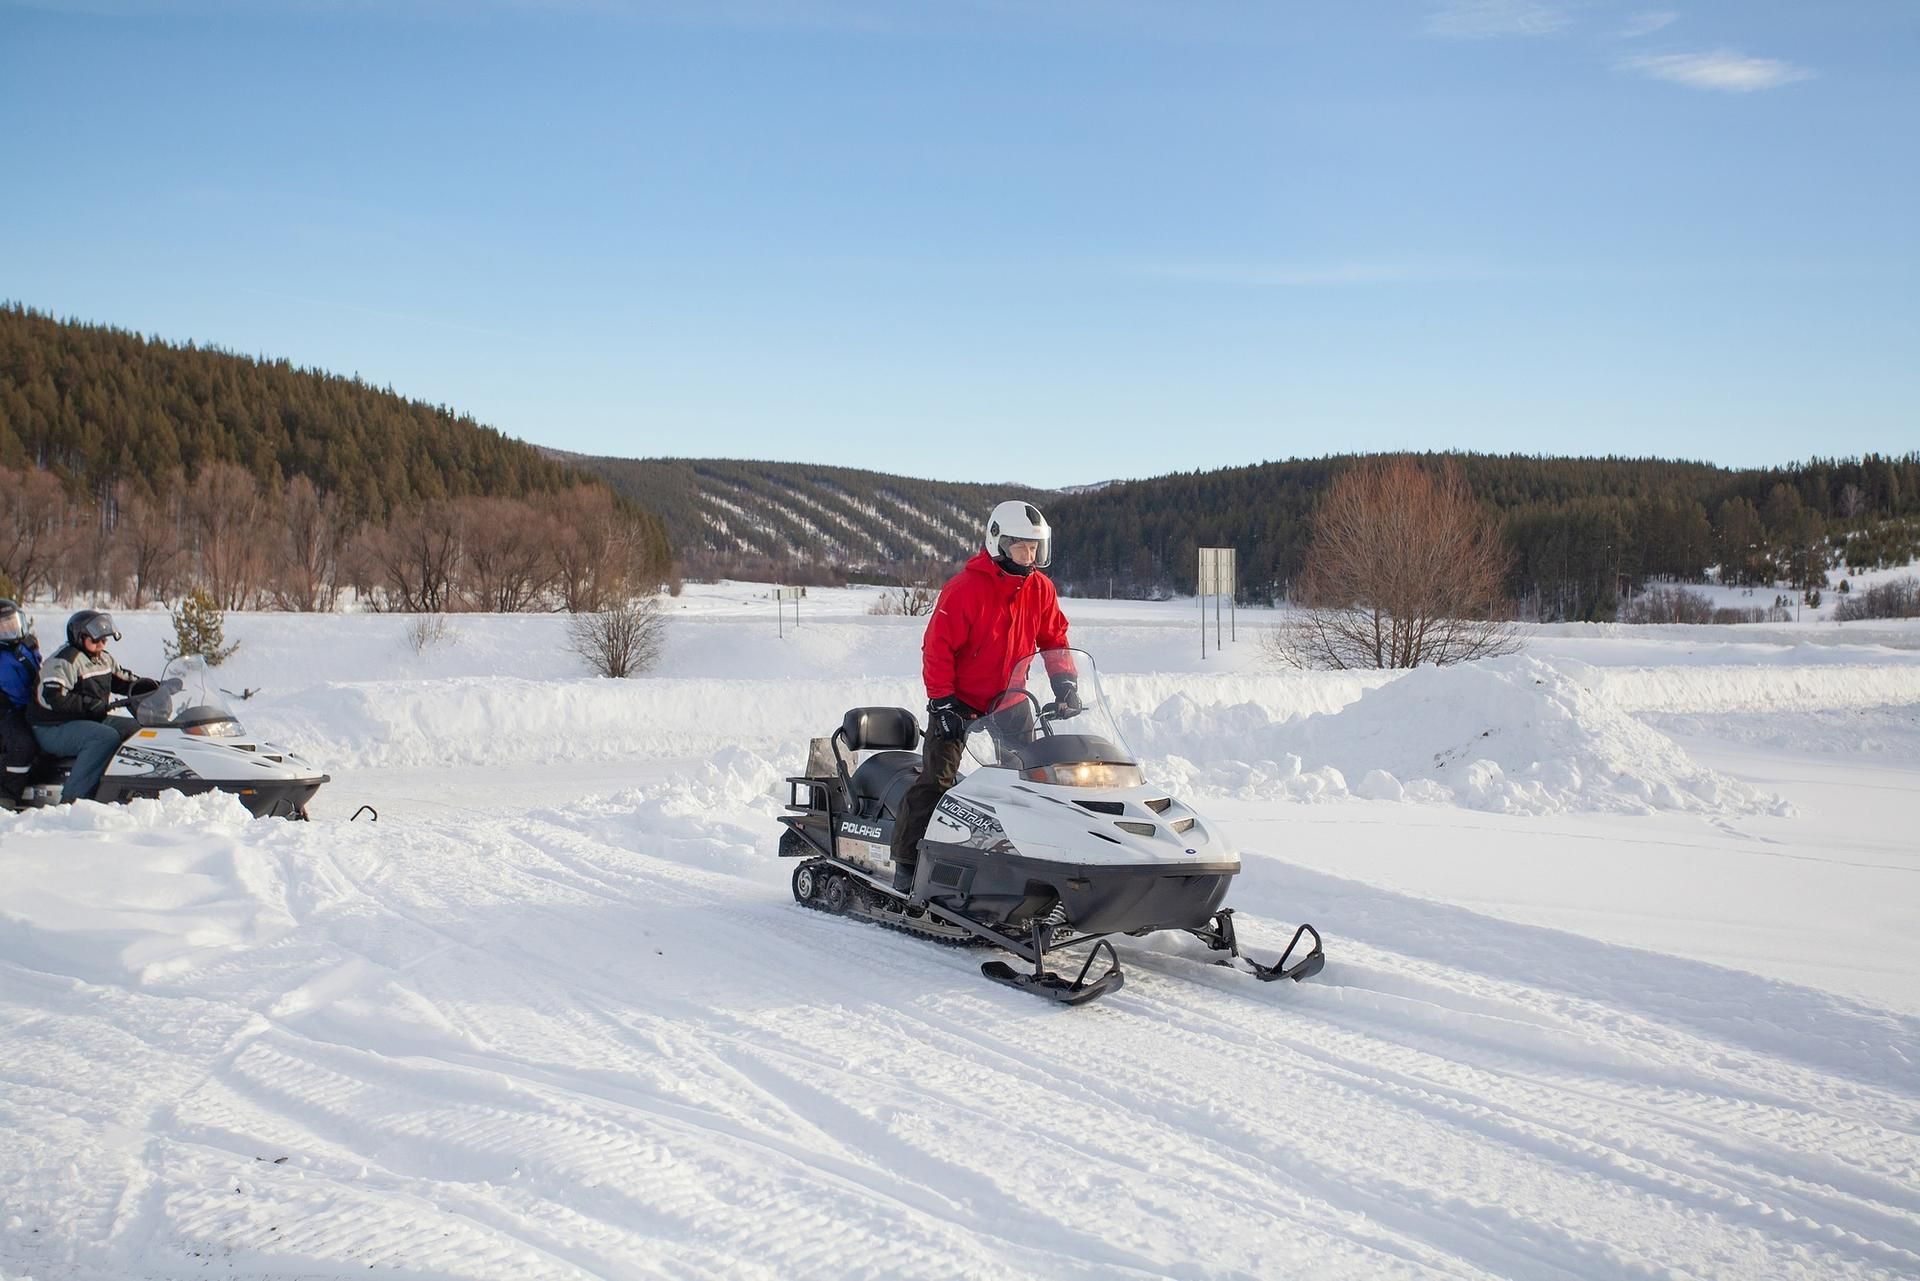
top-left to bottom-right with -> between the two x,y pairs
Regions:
66,609 -> 121,648
0,598 -> 22,645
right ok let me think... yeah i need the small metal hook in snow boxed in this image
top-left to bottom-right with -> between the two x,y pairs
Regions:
351,805 -> 379,823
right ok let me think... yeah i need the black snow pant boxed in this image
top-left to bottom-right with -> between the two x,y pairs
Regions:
891,725 -> 970,873
1,705 -> 35,799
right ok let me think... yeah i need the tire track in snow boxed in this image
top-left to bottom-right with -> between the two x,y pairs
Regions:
1101,944 -> 1920,1278
12,787 -> 1918,1280
288,818 -> 1451,1281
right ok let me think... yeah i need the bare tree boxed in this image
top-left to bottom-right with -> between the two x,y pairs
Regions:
271,475 -> 343,611
361,502 -> 464,612
190,462 -> 267,609
110,479 -> 187,608
545,486 -> 655,612
0,465 -> 74,599
566,595 -> 667,677
459,496 -> 556,613
1270,458 -> 1521,669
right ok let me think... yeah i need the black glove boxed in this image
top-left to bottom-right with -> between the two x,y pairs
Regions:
1050,675 -> 1082,717
926,696 -> 975,740
130,677 -> 161,697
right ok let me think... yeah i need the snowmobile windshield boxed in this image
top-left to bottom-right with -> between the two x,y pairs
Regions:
963,648 -> 1143,787
138,656 -> 244,733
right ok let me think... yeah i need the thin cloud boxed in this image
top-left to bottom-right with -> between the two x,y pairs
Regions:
1138,261 -> 1498,287
1624,49 -> 1814,92
1425,0 -> 1572,39
1619,10 -> 1678,39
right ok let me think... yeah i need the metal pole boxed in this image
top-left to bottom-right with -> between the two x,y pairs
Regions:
776,587 -> 784,639
1229,549 -> 1236,642
1199,549 -> 1207,660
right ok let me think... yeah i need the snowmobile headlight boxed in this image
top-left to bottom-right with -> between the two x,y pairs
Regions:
1021,762 -> 1145,789
183,720 -> 242,738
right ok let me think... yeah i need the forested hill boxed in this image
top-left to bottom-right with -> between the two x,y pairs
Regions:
1049,452 -> 1920,616
562,453 -> 1052,585
9,303 -> 1914,622
0,303 -> 589,519
576,448 -> 1919,620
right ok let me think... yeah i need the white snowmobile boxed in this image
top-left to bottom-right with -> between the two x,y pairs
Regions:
2,656 -> 329,819
778,648 -> 1324,1004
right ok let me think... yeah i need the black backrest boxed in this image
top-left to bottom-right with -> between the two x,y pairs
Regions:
841,707 -> 921,753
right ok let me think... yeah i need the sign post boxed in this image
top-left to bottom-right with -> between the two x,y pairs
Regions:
775,585 -> 806,638
1197,547 -> 1237,659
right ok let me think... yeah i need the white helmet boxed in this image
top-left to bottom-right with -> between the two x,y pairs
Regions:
985,500 -> 1051,568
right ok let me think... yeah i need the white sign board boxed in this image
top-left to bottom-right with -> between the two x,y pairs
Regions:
1197,547 -> 1237,658
774,585 -> 806,636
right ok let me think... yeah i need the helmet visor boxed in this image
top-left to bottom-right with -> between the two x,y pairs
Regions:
79,613 -> 120,643
0,605 -> 20,643
996,535 -> 1049,568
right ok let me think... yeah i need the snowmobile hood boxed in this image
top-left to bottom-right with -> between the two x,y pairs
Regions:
934,768 -> 1237,872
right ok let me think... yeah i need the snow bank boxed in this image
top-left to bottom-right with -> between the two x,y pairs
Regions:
249,655 -> 1800,816
0,792 -> 295,987
1127,656 -> 1789,816
1580,662 -> 1920,714
252,668 -> 1385,774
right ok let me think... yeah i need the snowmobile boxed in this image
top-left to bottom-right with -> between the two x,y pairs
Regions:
1,656 -> 329,819
778,648 -> 1324,1005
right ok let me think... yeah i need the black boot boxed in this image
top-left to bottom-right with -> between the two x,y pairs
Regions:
892,859 -> 917,895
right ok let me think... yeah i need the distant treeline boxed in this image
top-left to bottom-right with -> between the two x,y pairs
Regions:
0,303 -> 672,610
0,302 -> 594,520
1046,453 -> 1920,620
577,449 -> 1920,621
7,302 -> 1916,622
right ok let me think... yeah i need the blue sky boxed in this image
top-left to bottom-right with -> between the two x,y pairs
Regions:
3,1 -> 1914,489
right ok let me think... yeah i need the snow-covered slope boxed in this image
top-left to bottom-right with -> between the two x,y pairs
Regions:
3,587 -> 1917,1280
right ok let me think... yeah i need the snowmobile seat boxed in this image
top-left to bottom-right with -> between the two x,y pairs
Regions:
840,707 -> 921,753
849,751 -> 920,817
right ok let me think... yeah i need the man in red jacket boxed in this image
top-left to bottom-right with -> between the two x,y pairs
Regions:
890,500 -> 1078,893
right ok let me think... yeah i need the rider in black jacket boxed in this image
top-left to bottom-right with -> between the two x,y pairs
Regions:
28,610 -> 162,804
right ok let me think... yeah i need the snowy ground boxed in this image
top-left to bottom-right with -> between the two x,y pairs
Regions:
3,585 -> 1918,1280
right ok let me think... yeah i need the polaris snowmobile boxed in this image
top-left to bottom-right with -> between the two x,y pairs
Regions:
778,648 -> 1324,1005
1,657 -> 329,819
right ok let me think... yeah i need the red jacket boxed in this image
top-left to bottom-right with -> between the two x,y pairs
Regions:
923,550 -> 1072,712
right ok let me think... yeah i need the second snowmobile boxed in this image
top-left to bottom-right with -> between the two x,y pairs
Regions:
778,648 -> 1324,1005
1,656 -> 329,819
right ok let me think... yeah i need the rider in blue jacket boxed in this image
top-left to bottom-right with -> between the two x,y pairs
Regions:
0,599 -> 42,802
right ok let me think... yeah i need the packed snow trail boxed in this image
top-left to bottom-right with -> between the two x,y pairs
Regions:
4,790 -> 1916,1281
5,596 -> 1919,1278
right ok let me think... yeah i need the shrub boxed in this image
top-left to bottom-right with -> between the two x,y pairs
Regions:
1620,586 -> 1715,624
1833,577 -> 1920,622
406,613 -> 452,654
567,596 -> 667,678
868,585 -> 936,617
1710,605 -> 1792,624
163,586 -> 240,666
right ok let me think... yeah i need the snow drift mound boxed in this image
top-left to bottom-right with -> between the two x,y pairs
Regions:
1129,655 -> 1789,817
